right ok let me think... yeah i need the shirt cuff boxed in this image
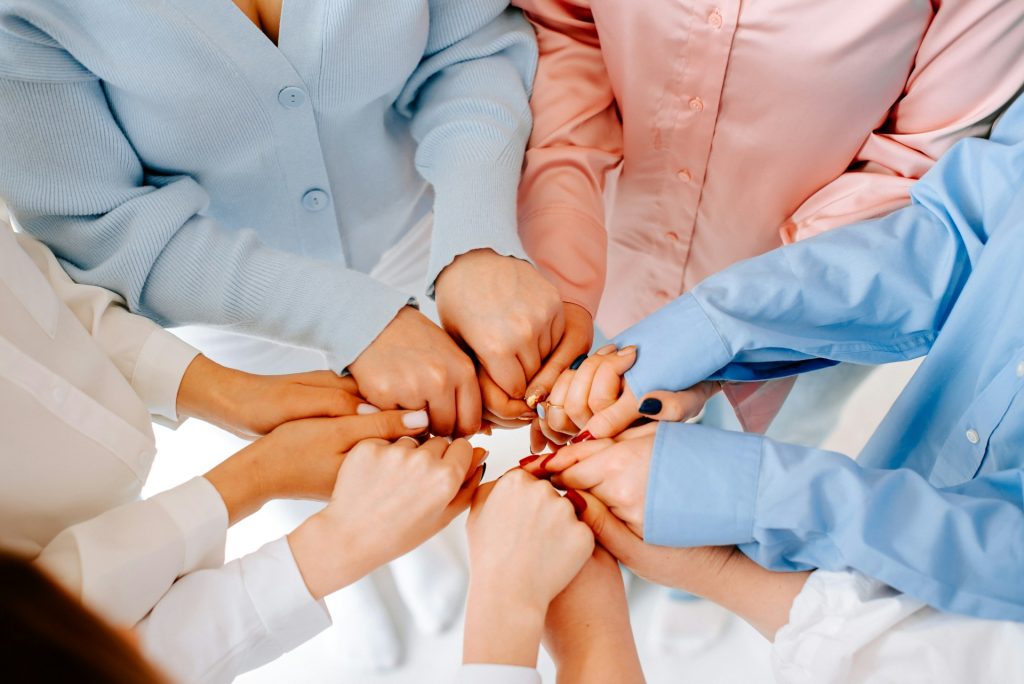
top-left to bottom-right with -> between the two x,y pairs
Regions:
152,477 -> 228,575
615,294 -> 732,398
455,664 -> 542,684
426,162 -> 531,295
644,422 -> 762,547
133,328 -> 201,423
241,537 -> 332,651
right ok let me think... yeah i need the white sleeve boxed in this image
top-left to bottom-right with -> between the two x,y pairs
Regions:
14,231 -> 199,422
455,665 -> 542,684
35,477 -> 228,626
773,570 -> 1024,684
135,536 -> 332,684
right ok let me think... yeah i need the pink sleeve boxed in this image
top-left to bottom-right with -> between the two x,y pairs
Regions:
784,0 -> 1024,244
513,0 -> 623,316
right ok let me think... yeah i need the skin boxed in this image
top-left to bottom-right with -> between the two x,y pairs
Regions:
289,437 -> 487,600
230,0 -> 283,44
463,470 -> 594,667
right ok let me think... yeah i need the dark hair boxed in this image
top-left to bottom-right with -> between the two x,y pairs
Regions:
0,550 -> 170,683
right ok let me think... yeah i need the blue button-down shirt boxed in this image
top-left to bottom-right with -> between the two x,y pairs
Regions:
615,95 -> 1024,621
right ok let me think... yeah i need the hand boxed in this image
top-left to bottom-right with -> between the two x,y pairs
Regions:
463,469 -> 594,666
204,409 -> 431,523
435,249 -> 564,406
577,491 -> 809,640
348,306 -> 481,437
543,545 -> 644,684
523,423 -> 657,536
288,437 -> 487,599
176,354 -> 373,438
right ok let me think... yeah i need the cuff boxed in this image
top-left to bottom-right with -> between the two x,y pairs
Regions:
133,329 -> 201,423
241,537 -> 332,651
426,162 -> 531,294
615,294 -> 732,398
455,664 -> 542,684
644,422 -> 762,547
152,477 -> 228,574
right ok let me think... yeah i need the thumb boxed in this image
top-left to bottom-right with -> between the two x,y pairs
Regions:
637,382 -> 722,422
585,384 -> 641,439
335,409 -> 430,449
577,491 -> 646,566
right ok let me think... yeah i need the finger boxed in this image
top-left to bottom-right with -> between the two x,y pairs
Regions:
539,418 -> 573,447
524,324 -> 592,411
541,369 -> 578,435
455,370 -> 483,437
334,409 -> 430,450
427,389 -> 457,437
638,382 -> 722,422
440,437 -> 475,479
586,346 -> 637,415
517,345 -> 542,388
444,465 -> 487,522
519,438 -> 612,477
576,491 -> 646,564
480,351 -> 529,402
585,386 -> 642,439
416,435 -> 453,460
550,450 -> 617,492
564,345 -> 615,429
482,409 -> 531,429
480,368 -> 531,421
530,419 -> 550,454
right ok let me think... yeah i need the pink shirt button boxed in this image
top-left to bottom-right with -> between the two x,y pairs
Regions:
708,9 -> 723,29
689,97 -> 705,112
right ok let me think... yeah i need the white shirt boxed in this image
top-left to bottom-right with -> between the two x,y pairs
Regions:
0,224 -> 330,682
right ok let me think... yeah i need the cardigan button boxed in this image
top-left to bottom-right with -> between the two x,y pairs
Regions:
302,189 -> 330,212
278,86 -> 307,109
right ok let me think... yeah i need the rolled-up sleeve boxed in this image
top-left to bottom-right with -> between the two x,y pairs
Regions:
456,664 -> 542,684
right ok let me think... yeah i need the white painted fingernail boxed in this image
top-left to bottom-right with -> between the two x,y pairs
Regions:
403,410 -> 429,429
357,403 -> 381,415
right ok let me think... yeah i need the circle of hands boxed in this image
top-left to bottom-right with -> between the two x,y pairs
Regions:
191,250 -> 737,619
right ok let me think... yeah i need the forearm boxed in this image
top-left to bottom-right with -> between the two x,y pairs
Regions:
464,585 -> 546,668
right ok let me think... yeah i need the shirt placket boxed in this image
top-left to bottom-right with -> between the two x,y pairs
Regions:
656,1 -> 738,303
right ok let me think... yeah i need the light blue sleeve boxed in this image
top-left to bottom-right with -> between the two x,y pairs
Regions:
0,21 -> 409,372
616,98 -> 1024,398
397,1 -> 538,289
644,422 -> 1024,621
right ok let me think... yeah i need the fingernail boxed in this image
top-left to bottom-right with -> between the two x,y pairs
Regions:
617,345 -> 637,356
475,448 -> 490,463
519,455 -> 541,468
357,403 -> 381,415
638,398 -> 663,416
479,463 -> 488,480
539,454 -> 556,471
569,354 -> 588,370
569,430 -> 593,445
402,410 -> 429,429
525,387 -> 546,409
596,344 -> 616,356
565,489 -> 587,518
536,403 -> 547,420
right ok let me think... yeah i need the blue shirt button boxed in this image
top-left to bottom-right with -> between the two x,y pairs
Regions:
278,86 -> 307,109
302,189 -> 330,212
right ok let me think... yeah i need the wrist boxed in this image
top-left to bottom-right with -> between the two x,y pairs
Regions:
202,441 -> 266,525
176,354 -> 246,428
463,579 -> 547,667
288,512 -> 376,600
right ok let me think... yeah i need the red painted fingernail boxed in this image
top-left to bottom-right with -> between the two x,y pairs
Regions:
539,454 -> 557,471
518,455 -> 541,468
566,490 -> 587,518
569,430 -> 593,445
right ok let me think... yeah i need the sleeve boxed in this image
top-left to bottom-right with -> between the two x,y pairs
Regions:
34,477 -> 228,627
14,232 -> 198,422
615,97 -> 1024,399
510,0 -> 622,315
396,0 -> 538,292
135,537 -> 331,684
0,20 -> 410,373
644,423 -> 1024,621
772,570 -> 1024,684
782,0 -> 1024,244
455,665 -> 542,684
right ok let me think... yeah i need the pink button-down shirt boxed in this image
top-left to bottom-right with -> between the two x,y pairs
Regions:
515,0 -> 1024,337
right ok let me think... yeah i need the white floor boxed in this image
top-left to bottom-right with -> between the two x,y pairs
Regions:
146,360 -> 921,683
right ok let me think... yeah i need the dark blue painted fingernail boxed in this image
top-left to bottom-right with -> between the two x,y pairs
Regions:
638,398 -> 663,415
570,354 -> 588,371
